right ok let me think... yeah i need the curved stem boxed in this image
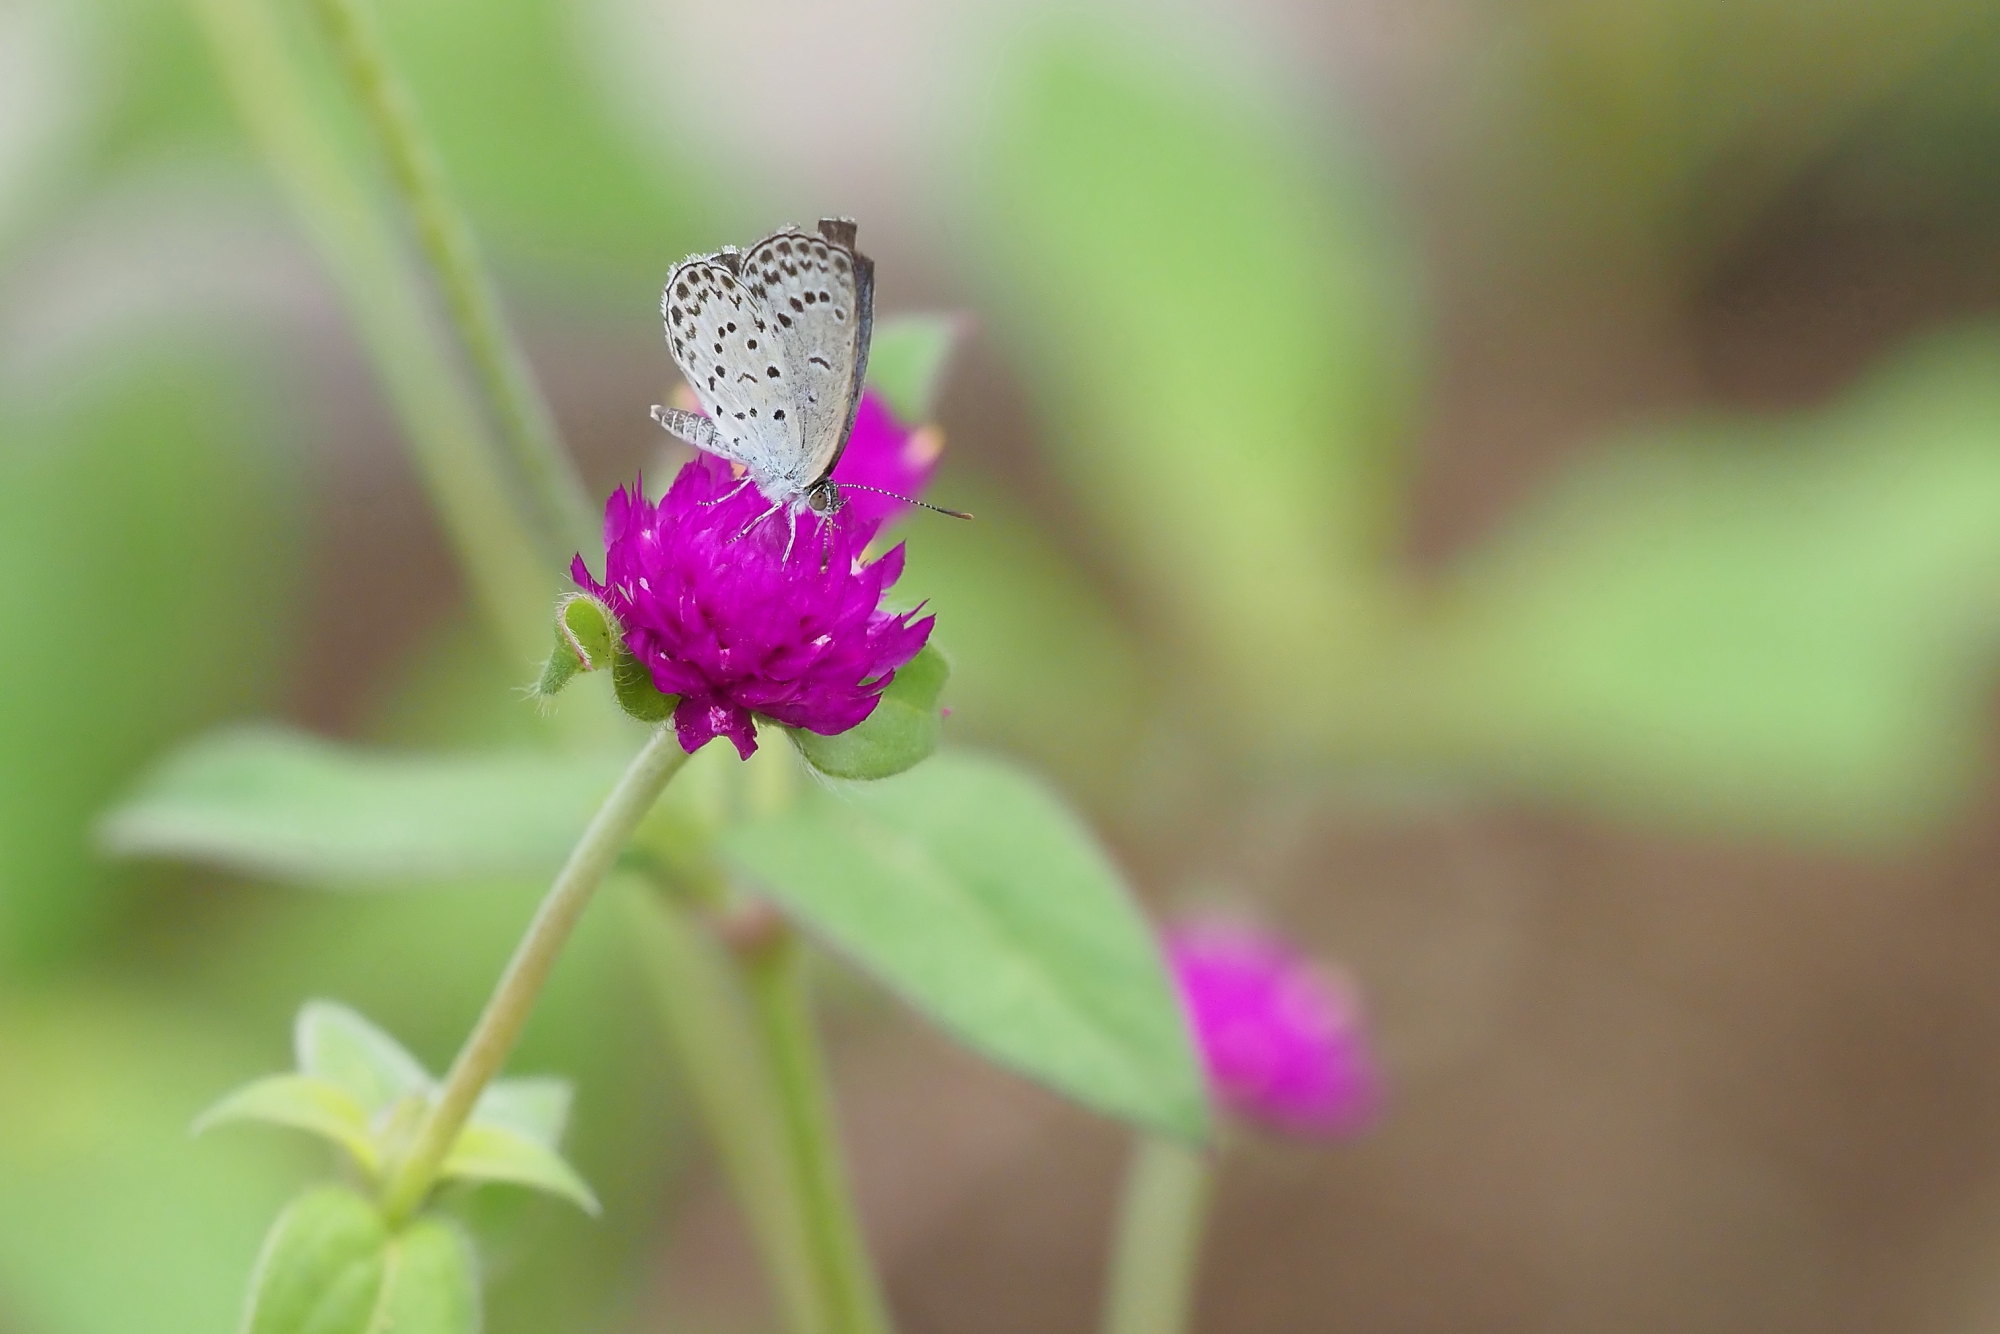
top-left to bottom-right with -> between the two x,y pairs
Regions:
185,0 -> 551,666
379,727 -> 692,1224
1100,1136 -> 1214,1334
742,928 -> 894,1334
307,0 -> 598,566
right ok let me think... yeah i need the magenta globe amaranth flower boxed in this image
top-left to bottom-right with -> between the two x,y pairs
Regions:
572,392 -> 936,758
1166,918 -> 1383,1137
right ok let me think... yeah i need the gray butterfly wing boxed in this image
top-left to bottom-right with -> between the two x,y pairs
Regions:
739,219 -> 873,487
659,253 -> 805,492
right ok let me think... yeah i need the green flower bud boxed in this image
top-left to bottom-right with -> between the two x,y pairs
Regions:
531,593 -> 616,701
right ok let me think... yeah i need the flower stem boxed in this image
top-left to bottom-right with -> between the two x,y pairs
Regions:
379,727 -> 692,1224
304,0 -> 598,564
185,0 -> 552,665
741,927 -> 895,1334
1100,1136 -> 1214,1334
624,888 -> 825,1334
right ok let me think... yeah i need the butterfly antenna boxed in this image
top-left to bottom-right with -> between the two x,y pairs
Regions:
838,483 -> 973,520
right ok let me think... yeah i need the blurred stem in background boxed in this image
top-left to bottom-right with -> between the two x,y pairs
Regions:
627,751 -> 893,1334
627,890 -> 826,1334
379,726 -> 692,1224
185,0 -> 552,665
305,0 -> 599,564
1100,1136 -> 1213,1334
743,926 -> 896,1334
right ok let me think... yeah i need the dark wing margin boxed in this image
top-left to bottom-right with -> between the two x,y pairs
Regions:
818,216 -> 874,482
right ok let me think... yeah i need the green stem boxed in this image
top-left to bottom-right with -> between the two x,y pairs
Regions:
379,727 -> 692,1224
305,0 -> 597,564
625,889 -> 825,1334
742,929 -> 895,1334
186,0 -> 552,665
1100,1136 -> 1214,1334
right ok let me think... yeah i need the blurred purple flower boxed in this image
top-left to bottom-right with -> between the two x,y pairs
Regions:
1167,918 -> 1383,1137
572,392 -> 936,758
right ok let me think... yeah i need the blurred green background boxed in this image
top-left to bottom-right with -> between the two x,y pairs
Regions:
10,0 -> 2000,1329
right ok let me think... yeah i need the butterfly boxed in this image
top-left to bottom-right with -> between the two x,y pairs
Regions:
651,218 -> 966,550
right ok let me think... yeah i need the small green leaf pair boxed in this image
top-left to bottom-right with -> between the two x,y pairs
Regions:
198,1002 -> 598,1216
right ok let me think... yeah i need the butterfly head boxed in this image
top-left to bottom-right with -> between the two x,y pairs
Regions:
805,478 -> 845,517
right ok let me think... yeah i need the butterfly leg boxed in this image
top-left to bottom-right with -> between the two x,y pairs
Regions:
697,474 -> 756,508
731,497 -> 786,545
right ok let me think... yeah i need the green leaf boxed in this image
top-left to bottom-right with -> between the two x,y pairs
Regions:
243,1187 -> 478,1334
985,28 -> 1418,721
193,1075 -> 379,1175
101,727 -> 628,885
865,315 -> 963,423
788,645 -> 948,780
243,1188 -> 386,1334
721,751 -> 1210,1141
377,1216 -> 480,1334
441,1124 -> 600,1216
471,1076 -> 573,1148
294,1001 -> 431,1117
1408,328 -> 2000,842
611,644 -> 676,723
